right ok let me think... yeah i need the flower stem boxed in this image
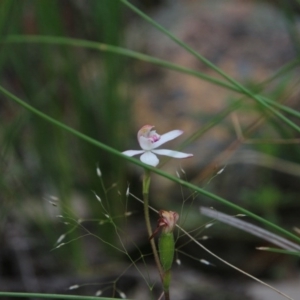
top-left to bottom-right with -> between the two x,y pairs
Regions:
163,270 -> 171,300
143,169 -> 164,280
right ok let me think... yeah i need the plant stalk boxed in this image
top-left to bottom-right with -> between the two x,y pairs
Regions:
142,170 -> 164,281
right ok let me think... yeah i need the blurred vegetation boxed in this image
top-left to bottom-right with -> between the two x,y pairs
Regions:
0,0 -> 132,270
1,0 -> 300,298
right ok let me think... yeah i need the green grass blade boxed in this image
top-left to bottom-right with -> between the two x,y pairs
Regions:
2,34 -> 235,90
3,35 -> 300,121
257,247 -> 300,257
119,0 -> 300,133
1,84 -> 299,244
0,291 -> 130,300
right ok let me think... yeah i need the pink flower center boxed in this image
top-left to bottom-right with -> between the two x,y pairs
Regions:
148,131 -> 160,143
137,125 -> 161,149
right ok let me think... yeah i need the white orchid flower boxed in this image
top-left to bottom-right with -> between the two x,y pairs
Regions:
122,125 -> 193,167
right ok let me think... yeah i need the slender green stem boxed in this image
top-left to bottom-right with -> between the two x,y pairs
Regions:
3,35 -> 300,120
1,35 -> 235,91
0,292 -> 119,300
143,172 -> 173,299
257,247 -> 300,256
143,170 -> 164,280
163,270 -> 171,300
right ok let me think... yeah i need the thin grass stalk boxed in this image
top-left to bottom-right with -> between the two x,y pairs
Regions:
2,35 -> 300,121
0,291 -> 127,300
256,247 -> 300,256
119,0 -> 300,134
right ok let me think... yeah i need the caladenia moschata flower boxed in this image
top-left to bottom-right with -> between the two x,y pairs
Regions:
122,125 -> 193,167
150,210 -> 179,272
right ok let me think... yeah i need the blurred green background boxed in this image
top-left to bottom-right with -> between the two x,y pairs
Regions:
0,0 -> 133,294
1,0 -> 300,299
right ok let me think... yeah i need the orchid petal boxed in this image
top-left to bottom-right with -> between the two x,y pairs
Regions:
140,151 -> 159,166
122,150 -> 145,157
159,210 -> 179,233
152,130 -> 183,148
138,136 -> 154,151
137,125 -> 154,140
152,149 -> 193,158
